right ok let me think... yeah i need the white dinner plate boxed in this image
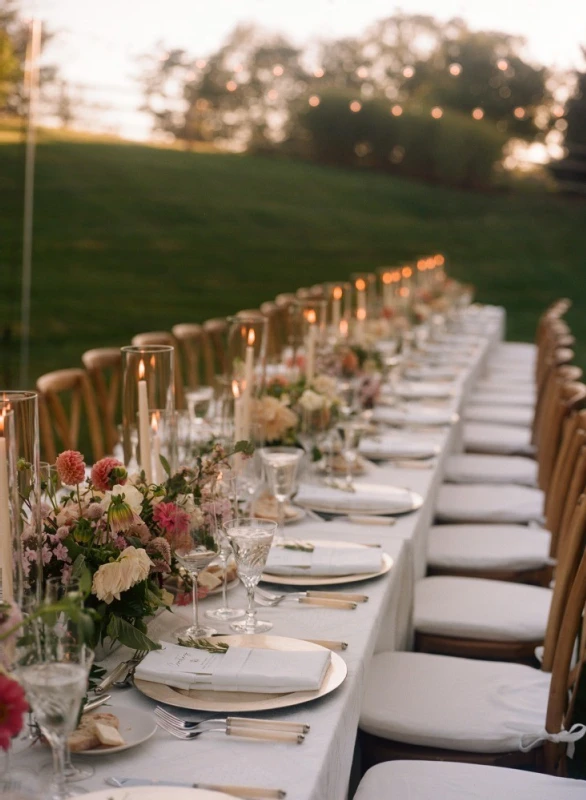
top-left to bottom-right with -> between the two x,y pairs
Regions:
261,539 -> 393,586
395,382 -> 455,400
135,635 -> 347,713
359,437 -> 440,461
78,707 -> 157,755
295,482 -> 423,516
84,789 -> 232,800
372,406 -> 459,427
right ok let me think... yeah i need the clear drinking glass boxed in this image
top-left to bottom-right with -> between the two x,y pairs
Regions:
17,643 -> 94,800
337,420 -> 366,490
224,518 -> 277,634
260,447 -> 304,541
173,531 -> 219,640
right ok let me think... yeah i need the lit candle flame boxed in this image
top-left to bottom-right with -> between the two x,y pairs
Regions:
0,408 -> 5,435
247,329 -> 255,346
333,286 -> 343,300
357,308 -> 366,321
306,309 -> 317,324
402,266 -> 412,279
382,272 -> 392,285
417,258 -> 426,271
339,319 -> 348,336
434,254 -> 445,266
151,412 -> 159,433
138,360 -> 145,379
355,278 -> 366,291
232,380 -> 240,399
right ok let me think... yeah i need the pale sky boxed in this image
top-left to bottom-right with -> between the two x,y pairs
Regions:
22,0 -> 586,138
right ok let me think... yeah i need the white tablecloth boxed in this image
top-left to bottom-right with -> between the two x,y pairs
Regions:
17,306 -> 505,800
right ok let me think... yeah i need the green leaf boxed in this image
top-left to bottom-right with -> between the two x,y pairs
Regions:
159,454 -> 171,477
234,439 -> 255,456
106,615 -> 161,652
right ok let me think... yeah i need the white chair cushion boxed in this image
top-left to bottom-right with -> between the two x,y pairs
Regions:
464,404 -> 534,427
354,760 -> 586,800
443,454 -> 537,486
359,651 -> 550,751
436,483 -> 544,524
414,576 -> 551,641
486,363 -> 534,379
427,524 -> 551,571
470,388 -> 536,407
463,422 -> 535,456
496,341 -> 536,356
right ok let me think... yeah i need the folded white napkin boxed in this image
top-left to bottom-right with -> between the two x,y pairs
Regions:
403,365 -> 458,381
135,642 -> 331,693
372,406 -> 455,427
396,381 -> 454,400
295,483 -> 409,513
359,434 -> 438,460
265,542 -> 382,576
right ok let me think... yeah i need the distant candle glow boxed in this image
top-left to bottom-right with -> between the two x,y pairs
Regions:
350,101 -> 362,112
333,286 -> 343,300
391,105 -> 403,116
434,254 -> 445,266
339,319 -> 349,337
382,272 -> 392,284
309,95 -> 320,107
472,107 -> 484,119
232,380 -> 240,399
449,63 -> 462,76
138,359 -> 145,379
151,411 -> 159,433
355,278 -> 366,291
431,107 -> 443,119
247,329 -> 256,346
356,308 -> 366,321
306,309 -> 317,324
402,266 -> 412,278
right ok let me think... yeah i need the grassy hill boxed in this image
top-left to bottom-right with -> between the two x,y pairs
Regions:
0,129 -> 585,385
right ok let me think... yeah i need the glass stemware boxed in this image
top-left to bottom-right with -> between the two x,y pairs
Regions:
224,518 -> 277,634
174,532 -> 219,640
260,447 -> 303,542
17,642 -> 94,800
337,420 -> 366,491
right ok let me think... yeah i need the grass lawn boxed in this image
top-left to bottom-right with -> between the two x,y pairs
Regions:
1,129 -> 586,776
0,130 -> 585,385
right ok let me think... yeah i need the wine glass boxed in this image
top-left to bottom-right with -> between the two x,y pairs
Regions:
224,518 -> 277,633
205,471 -> 245,623
337,420 -> 366,491
260,447 -> 303,542
17,641 -> 94,800
42,578 -> 93,786
173,528 -> 219,640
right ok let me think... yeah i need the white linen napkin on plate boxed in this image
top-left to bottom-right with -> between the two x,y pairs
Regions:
359,434 -> 438,460
135,642 -> 331,693
372,405 -> 455,427
295,483 -> 408,513
396,381 -> 455,400
264,542 -> 382,576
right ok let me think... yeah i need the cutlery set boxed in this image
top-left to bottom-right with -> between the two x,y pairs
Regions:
154,706 -> 307,744
107,776 -> 286,799
255,586 -> 368,610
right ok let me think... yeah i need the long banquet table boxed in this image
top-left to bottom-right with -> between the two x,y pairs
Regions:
18,306 -> 506,800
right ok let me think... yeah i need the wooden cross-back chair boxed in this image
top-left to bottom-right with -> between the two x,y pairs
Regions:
202,318 -> 228,381
81,348 -> 122,456
416,397 -> 586,663
360,488 -> 586,776
260,301 -> 284,361
37,368 -> 104,464
131,331 -> 185,409
274,293 -> 297,348
171,324 -> 207,388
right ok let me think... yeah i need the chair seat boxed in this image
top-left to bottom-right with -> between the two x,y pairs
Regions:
354,760 -> 586,800
359,651 -> 550,752
414,576 -> 551,641
470,389 -> 536,408
494,341 -> 537,359
443,454 -> 537,486
436,483 -> 544,524
463,422 -> 536,456
427,524 -> 551,571
464,404 -> 534,427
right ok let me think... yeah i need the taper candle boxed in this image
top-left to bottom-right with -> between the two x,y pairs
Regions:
138,360 -> 153,484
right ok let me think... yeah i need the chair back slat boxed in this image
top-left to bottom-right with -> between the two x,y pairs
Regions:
172,324 -> 205,390
82,348 -> 122,455
545,410 -> 586,541
36,368 -> 104,463
537,380 -> 586,492
202,319 -> 228,381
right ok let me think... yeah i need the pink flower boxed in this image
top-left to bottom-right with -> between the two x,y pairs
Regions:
91,457 -> 127,492
55,450 -> 86,486
146,537 -> 172,573
0,674 -> 28,751
153,502 -> 191,537
53,543 -> 69,562
56,526 -> 70,540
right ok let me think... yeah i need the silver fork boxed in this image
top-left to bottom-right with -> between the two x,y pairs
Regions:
254,589 -> 357,610
156,714 -> 305,744
155,706 -> 309,734
94,649 -> 147,694
112,649 -> 148,689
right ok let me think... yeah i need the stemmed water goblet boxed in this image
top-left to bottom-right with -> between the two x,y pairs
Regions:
173,527 -> 219,640
260,447 -> 304,542
224,518 -> 277,633
337,419 -> 367,491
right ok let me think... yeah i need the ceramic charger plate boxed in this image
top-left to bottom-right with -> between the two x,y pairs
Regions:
84,789 -> 233,800
295,482 -> 423,516
134,634 -> 347,713
260,539 -> 393,587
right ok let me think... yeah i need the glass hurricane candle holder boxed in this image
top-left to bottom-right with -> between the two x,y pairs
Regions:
0,391 -> 41,605
227,312 -> 268,442
121,345 -> 175,483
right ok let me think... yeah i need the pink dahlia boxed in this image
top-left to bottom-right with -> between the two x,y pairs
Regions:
55,450 -> 86,486
153,502 -> 191,537
91,457 -> 127,492
0,674 -> 28,751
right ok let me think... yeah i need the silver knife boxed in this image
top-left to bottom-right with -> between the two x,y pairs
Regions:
106,777 -> 286,798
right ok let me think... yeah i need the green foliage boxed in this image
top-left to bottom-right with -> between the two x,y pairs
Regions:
106,614 -> 161,652
296,92 -> 505,189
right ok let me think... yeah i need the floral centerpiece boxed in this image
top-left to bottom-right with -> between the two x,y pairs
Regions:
22,442 -> 250,653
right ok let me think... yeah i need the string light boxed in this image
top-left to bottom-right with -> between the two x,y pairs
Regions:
472,107 -> 484,120
391,105 -> 403,116
313,68 -> 324,78
350,101 -> 362,112
226,80 -> 237,92
497,59 -> 508,71
356,66 -> 368,79
308,95 -> 320,107
449,63 -> 462,76
273,64 -> 284,76
234,64 -> 243,73
267,89 -> 278,100
513,107 -> 525,119
552,105 -> 565,118
403,66 -> 415,78
431,107 -> 443,119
